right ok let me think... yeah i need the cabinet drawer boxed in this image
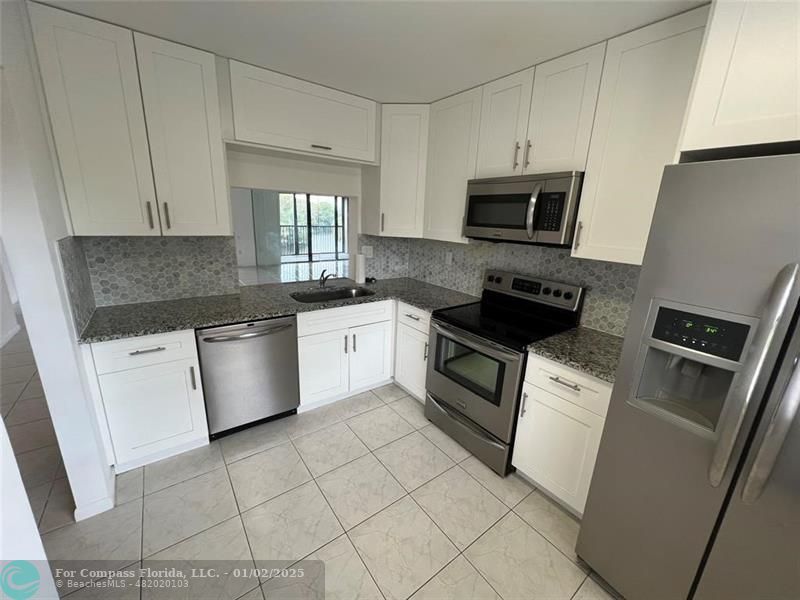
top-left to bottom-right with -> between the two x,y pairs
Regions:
297,300 -> 393,337
525,354 -> 612,418
92,330 -> 198,375
397,302 -> 431,334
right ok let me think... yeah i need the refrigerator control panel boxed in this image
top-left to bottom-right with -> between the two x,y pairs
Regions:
652,307 -> 751,361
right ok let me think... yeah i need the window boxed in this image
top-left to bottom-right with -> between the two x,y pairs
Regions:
231,188 -> 350,284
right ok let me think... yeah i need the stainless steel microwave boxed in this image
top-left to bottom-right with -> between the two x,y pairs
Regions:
463,172 -> 583,246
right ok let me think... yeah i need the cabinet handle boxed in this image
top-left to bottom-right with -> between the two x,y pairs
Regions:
405,313 -> 421,321
524,140 -> 532,168
344,334 -> 348,354
163,202 -> 172,229
573,221 -> 583,251
311,144 -> 333,151
512,141 -> 521,170
423,342 -> 429,361
189,366 -> 197,390
353,334 -> 357,352
549,375 -> 581,392
381,213 -> 385,232
146,201 -> 155,229
128,346 -> 166,356
520,391 -> 528,418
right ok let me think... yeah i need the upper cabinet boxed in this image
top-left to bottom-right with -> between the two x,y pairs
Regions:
367,104 -> 429,238
30,5 -> 230,236
135,34 -> 231,236
229,60 -> 378,163
476,69 -> 534,177
526,43 -> 605,174
572,7 -> 707,265
680,0 -> 800,152
29,3 -> 157,236
424,88 -> 483,244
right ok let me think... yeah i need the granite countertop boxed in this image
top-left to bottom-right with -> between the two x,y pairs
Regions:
527,327 -> 624,384
79,277 -> 478,344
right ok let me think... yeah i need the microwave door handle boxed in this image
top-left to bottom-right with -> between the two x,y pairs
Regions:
709,262 -> 800,487
526,183 -> 542,240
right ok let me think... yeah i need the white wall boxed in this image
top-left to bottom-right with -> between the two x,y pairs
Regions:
1,0 -> 114,519
1,419 -> 58,596
230,187 -> 256,267
0,257 -> 21,347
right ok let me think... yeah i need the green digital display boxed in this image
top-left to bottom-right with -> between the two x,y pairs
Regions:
704,325 -> 719,335
681,320 -> 694,329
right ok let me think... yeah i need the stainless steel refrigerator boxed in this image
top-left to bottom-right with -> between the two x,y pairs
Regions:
576,153 -> 800,600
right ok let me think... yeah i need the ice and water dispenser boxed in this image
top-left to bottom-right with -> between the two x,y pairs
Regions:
629,300 -> 757,436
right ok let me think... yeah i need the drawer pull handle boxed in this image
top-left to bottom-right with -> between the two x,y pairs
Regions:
129,346 -> 166,356
405,313 -> 421,321
423,342 -> 429,360
189,366 -> 197,390
549,375 -> 581,392
311,144 -> 333,151
520,391 -> 528,417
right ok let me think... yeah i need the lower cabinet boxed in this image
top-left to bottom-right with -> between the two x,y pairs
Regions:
297,329 -> 351,404
349,321 -> 393,391
394,323 -> 429,400
90,330 -> 209,472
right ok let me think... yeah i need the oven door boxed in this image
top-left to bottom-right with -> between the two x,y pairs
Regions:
426,319 -> 524,442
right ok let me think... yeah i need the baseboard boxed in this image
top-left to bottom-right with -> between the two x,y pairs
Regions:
114,436 -> 208,474
0,323 -> 21,348
297,378 -> 393,413
73,494 -> 114,521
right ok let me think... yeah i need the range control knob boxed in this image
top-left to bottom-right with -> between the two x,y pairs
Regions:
552,289 -> 563,298
487,275 -> 495,282
542,287 -> 552,295
563,291 -> 574,300
495,277 -> 503,284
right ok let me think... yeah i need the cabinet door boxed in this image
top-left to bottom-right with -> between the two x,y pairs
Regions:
99,359 -> 207,465
379,105 -> 429,238
349,321 -> 393,391
525,43 -> 605,174
297,328 -> 349,405
512,382 -> 604,515
476,69 -> 534,177
572,8 -> 707,265
394,323 -> 428,400
681,1 -> 799,151
29,4 -> 157,236
135,34 -> 231,236
230,60 -> 377,162
423,88 -> 482,244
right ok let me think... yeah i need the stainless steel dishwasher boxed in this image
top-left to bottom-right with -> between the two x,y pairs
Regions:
196,315 -> 300,436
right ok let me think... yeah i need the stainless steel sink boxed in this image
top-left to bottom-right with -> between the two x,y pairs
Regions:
290,286 -> 376,303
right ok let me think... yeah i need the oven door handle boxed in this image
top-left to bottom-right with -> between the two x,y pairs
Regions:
431,320 -> 521,362
525,183 -> 542,240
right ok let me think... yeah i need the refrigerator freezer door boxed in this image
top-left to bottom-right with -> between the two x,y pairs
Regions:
694,314 -> 800,600
575,154 -> 800,600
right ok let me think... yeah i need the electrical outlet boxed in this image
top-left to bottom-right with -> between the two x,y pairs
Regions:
445,251 -> 453,266
361,245 -> 374,258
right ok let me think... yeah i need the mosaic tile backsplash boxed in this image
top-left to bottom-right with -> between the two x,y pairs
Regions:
359,235 -> 640,336
81,237 -> 239,306
57,236 -> 96,335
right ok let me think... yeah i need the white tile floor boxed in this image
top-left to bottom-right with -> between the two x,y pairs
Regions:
34,382 -> 618,600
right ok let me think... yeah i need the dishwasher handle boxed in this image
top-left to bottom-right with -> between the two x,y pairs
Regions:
200,323 -> 293,343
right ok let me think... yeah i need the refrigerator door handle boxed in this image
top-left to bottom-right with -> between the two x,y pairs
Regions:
709,262 -> 800,487
740,353 -> 800,504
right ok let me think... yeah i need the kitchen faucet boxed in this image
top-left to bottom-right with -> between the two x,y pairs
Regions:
319,270 -> 335,288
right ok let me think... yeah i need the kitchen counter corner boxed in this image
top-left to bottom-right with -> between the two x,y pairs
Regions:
528,327 -> 624,383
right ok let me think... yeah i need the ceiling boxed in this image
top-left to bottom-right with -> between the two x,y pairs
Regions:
47,0 -> 705,103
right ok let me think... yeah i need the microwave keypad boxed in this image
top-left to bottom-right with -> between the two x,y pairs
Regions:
538,193 -> 565,231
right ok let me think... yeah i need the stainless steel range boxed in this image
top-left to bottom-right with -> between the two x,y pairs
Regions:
425,269 -> 584,475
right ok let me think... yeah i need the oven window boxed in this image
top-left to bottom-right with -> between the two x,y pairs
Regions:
466,194 -> 529,229
434,335 -> 505,406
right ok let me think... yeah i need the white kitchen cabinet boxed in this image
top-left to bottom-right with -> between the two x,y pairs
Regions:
513,381 -> 605,515
135,34 -> 231,236
424,88 -> 483,244
90,330 -> 208,472
297,328 -> 351,405
229,60 -> 377,163
29,3 -> 157,236
572,7 -> 707,265
349,321 -> 393,390
680,0 -> 799,151
476,69 -> 534,177
525,43 -> 605,173
394,323 -> 429,401
373,105 -> 429,237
